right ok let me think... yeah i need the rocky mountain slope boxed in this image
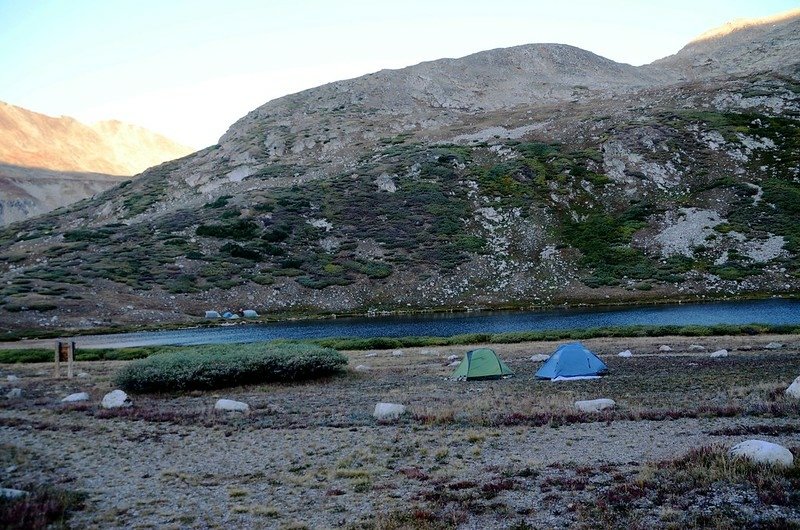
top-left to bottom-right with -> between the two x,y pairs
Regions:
0,9 -> 798,331
0,102 -> 194,224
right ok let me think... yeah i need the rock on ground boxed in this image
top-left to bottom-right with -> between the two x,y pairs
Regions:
688,344 -> 706,351
765,342 -> 785,350
373,402 -> 406,420
0,488 -> 27,499
710,349 -> 729,358
530,354 -> 550,362
786,376 -> 800,399
61,392 -> 89,403
214,399 -> 249,412
575,398 -> 616,413
101,390 -> 132,409
6,374 -> 18,381
659,345 -> 672,352
729,439 -> 794,467
6,388 -> 21,399
617,350 -> 633,358
355,365 -> 370,372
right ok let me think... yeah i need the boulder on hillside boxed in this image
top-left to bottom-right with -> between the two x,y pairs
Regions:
6,375 -> 19,381
688,344 -> 706,351
6,388 -> 21,399
373,402 -> 406,420
530,354 -> 550,362
575,398 -> 616,413
391,350 -> 404,356
617,350 -> 632,358
214,399 -> 249,412
765,342 -> 784,350
729,440 -> 794,467
658,345 -> 672,352
786,376 -> 800,399
355,364 -> 370,372
0,488 -> 27,499
101,390 -> 132,409
710,349 -> 729,358
61,392 -> 89,403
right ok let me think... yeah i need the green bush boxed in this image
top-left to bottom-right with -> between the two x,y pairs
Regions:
114,343 -> 347,392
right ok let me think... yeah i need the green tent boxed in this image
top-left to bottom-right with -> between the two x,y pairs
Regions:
451,348 -> 514,380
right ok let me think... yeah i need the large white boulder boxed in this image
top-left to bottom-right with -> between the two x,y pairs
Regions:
710,349 -> 729,358
447,354 -> 459,362
373,402 -> 406,420
6,375 -> 19,382
658,345 -> 672,352
617,350 -> 632,358
214,399 -> 249,412
61,392 -> 89,403
574,398 -> 616,413
101,390 -> 132,409
354,365 -> 370,372
786,376 -> 800,399
6,388 -> 21,399
391,350 -> 404,356
729,440 -> 794,467
530,354 -> 550,362
765,342 -> 784,350
688,344 -> 706,352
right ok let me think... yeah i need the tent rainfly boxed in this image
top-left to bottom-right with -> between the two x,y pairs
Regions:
535,342 -> 608,380
451,348 -> 514,380
205,311 -> 221,318
242,310 -> 259,318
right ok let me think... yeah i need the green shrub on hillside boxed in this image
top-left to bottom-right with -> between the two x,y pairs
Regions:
114,343 -> 347,392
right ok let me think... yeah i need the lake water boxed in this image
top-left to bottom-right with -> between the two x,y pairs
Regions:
73,298 -> 800,348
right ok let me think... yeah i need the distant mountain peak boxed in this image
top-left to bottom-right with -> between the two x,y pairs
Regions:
689,7 -> 800,44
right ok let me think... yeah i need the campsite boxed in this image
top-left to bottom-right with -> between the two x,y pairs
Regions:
2,333 -> 799,528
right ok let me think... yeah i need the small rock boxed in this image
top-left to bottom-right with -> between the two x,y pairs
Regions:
786,376 -> 800,399
364,353 -> 378,358
729,440 -> 794,467
6,388 -> 22,399
373,402 -> 406,420
765,342 -> 784,350
448,360 -> 460,367
0,488 -> 28,499
214,399 -> 249,412
710,349 -> 729,358
6,375 -> 19,381
77,372 -> 90,378
574,398 -> 616,413
447,354 -> 459,362
101,390 -> 132,409
530,354 -> 550,362
391,350 -> 404,356
61,392 -> 89,403
617,350 -> 632,358
688,344 -> 706,351
354,365 -> 370,372
658,345 -> 672,352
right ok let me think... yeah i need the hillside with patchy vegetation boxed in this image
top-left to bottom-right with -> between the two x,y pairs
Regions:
0,10 -> 798,331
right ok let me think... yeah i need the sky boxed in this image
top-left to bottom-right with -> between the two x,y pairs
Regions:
1,0 -> 797,148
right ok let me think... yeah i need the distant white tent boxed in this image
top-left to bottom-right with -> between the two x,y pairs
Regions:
205,311 -> 221,318
242,310 -> 259,318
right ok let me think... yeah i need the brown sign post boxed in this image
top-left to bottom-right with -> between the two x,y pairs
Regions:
54,341 -> 75,378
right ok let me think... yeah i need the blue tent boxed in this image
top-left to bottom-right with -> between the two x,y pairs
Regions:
535,342 -> 608,379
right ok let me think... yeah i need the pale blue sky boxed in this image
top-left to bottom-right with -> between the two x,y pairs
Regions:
1,0 -> 797,147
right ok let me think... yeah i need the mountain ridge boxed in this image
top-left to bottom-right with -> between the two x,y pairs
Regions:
0,10 -> 798,331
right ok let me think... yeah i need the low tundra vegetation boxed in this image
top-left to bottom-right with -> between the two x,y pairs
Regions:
115,343 -> 347,392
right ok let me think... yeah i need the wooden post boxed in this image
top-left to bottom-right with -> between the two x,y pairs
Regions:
54,341 -> 75,378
